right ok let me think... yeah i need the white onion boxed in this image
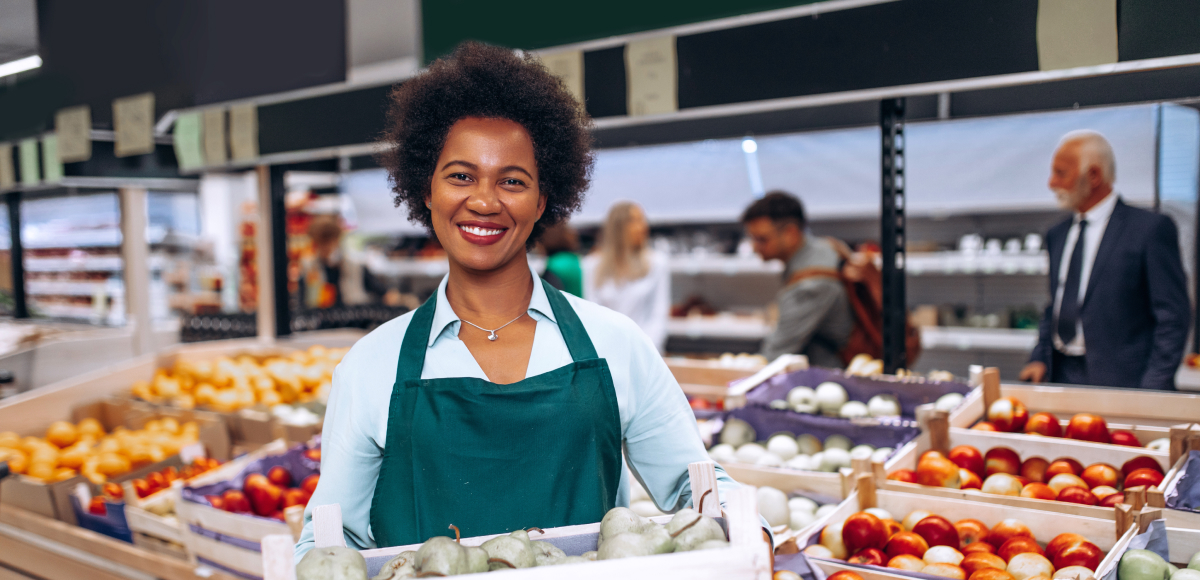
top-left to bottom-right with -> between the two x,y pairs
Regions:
871,447 -> 894,463
755,452 -> 784,468
767,434 -> 800,460
786,386 -> 816,409
796,434 -> 823,455
788,496 -> 818,514
838,401 -> 869,419
785,454 -> 814,471
867,394 -> 901,417
849,444 -> 875,460
820,448 -> 851,472
935,393 -> 964,412
815,382 -> 848,414
815,504 -> 838,518
708,443 -> 736,464
1147,438 -> 1170,451
756,486 -> 790,527
824,434 -> 853,451
789,510 -> 816,531
734,443 -> 766,464
720,418 -> 757,447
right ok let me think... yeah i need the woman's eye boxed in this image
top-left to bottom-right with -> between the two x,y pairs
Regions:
448,173 -> 471,182
502,178 -> 526,187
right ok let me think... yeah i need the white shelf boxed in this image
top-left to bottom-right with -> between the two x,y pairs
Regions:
25,256 -> 123,272
27,280 -> 123,297
919,326 -> 1038,352
906,251 -> 1049,276
669,255 -> 782,275
666,316 -> 769,340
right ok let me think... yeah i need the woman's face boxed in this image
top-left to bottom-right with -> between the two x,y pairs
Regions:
428,117 -> 545,272
624,205 -> 649,250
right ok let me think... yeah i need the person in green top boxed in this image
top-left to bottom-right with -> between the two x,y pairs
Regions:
539,221 -> 584,297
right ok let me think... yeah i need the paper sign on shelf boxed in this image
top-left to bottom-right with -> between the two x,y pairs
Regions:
113,92 -> 156,157
18,139 -> 39,186
230,103 -> 259,161
41,135 -> 63,183
1037,0 -> 1117,71
55,105 -> 92,163
0,144 -> 13,190
625,35 -> 678,117
173,111 -> 205,170
180,441 -> 207,463
541,50 -> 585,108
203,108 -> 228,165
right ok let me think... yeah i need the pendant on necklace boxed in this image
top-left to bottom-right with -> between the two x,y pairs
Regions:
488,332 -> 498,341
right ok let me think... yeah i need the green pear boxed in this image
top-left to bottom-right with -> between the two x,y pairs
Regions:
414,536 -> 474,576
542,555 -> 590,566
672,515 -> 726,552
296,546 -> 368,580
371,550 -> 416,580
1119,549 -> 1171,580
600,507 -> 651,541
532,541 -> 566,566
1190,553 -> 1200,571
582,551 -> 598,561
1173,570 -> 1200,580
640,524 -> 676,554
481,531 -> 536,570
464,546 -> 489,574
598,531 -> 655,560
694,539 -> 730,550
1170,565 -> 1180,576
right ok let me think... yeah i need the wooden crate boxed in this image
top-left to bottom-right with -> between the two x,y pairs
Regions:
881,404 -> 1172,520
1159,426 -> 1200,531
261,462 -> 772,580
798,481 -> 1131,580
1095,517 -> 1200,578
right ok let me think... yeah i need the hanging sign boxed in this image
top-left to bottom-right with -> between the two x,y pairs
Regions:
203,108 -> 228,165
625,35 -> 677,117
173,111 -> 205,170
229,103 -> 259,161
113,92 -> 156,157
42,135 -> 63,183
18,139 -> 39,185
541,50 -> 585,108
1037,0 -> 1117,70
55,105 -> 92,163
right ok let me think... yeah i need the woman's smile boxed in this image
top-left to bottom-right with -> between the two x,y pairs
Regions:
456,220 -> 509,245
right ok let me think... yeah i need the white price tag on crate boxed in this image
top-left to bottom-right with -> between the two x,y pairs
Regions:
74,481 -> 92,506
180,442 -> 206,464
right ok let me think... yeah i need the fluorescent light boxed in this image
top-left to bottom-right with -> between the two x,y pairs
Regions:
0,55 -> 42,79
741,137 -> 758,153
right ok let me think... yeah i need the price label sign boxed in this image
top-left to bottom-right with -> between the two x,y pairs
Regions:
113,92 -> 156,157
625,35 -> 678,117
229,103 -> 259,161
55,105 -> 92,163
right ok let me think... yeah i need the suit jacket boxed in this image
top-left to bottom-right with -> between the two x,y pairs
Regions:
1030,199 -> 1191,390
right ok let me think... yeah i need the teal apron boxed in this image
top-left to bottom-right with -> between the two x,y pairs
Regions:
369,279 -> 623,547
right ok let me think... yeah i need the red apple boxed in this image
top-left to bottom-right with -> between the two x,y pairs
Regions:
1109,430 -> 1141,447
1044,533 -> 1088,562
267,465 -> 293,488
888,469 -> 917,483
987,519 -> 1032,548
963,553 -> 1008,576
913,515 -> 960,549
88,497 -> 107,516
102,482 -> 124,500
1090,486 -> 1118,500
885,531 -> 930,559
902,510 -> 934,531
961,469 -> 983,490
918,454 -> 964,489
1020,483 -> 1057,501
162,466 -> 180,484
1047,458 -> 1084,478
972,422 -> 999,432
849,547 -> 887,566
888,555 -> 927,571
955,519 -> 990,547
221,489 -> 251,513
146,472 -> 167,493
1064,414 -> 1110,443
1007,553 -> 1054,580
1080,464 -> 1119,489
1121,456 -> 1163,477
1100,493 -> 1125,507
1020,457 -> 1050,483
981,474 -> 1024,496
987,398 -> 1029,432
984,448 -> 1022,477
244,478 -> 283,517
1024,413 -> 1063,437
963,542 -> 997,555
271,511 -> 285,521
828,572 -> 865,580
922,563 -> 967,580
1047,473 -> 1089,495
843,512 -> 888,554
132,479 -> 152,498
950,445 -> 986,477
205,494 -> 225,510
281,487 -> 310,508
999,537 -> 1045,562
1052,542 -> 1102,571
1124,468 -> 1164,489
303,448 -> 321,462
970,570 -> 1016,580
244,473 -> 271,492
882,518 -> 904,540
300,474 -> 320,495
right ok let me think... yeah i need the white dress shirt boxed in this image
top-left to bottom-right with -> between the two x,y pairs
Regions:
581,251 -> 671,353
294,264 -> 747,559
1052,192 -> 1118,355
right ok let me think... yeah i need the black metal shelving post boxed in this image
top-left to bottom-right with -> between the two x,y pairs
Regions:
268,165 -> 292,337
6,193 -> 26,319
881,97 -> 907,373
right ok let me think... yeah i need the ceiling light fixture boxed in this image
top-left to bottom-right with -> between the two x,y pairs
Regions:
0,55 -> 42,79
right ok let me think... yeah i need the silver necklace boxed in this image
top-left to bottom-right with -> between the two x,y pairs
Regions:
461,312 -> 525,341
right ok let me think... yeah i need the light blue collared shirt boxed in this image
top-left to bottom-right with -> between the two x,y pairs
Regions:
295,265 -> 746,558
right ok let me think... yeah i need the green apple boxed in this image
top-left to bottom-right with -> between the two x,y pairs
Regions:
1119,549 -> 1170,580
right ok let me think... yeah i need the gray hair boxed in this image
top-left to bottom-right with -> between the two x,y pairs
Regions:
1058,130 -> 1116,185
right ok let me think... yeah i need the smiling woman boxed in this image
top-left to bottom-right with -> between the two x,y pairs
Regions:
293,41 -> 766,563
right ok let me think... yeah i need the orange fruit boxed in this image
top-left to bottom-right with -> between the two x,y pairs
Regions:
45,421 -> 78,448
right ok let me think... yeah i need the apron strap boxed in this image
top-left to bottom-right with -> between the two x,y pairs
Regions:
394,292 -> 437,384
540,278 -> 600,361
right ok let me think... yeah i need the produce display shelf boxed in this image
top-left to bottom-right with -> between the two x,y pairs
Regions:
666,316 -> 770,340
951,380 -> 1200,430
1095,519 -> 1200,578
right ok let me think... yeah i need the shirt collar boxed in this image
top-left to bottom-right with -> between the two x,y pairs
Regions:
1078,191 -> 1118,226
428,263 -> 558,347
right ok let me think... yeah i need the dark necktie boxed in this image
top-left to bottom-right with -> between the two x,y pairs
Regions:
1057,219 -> 1088,344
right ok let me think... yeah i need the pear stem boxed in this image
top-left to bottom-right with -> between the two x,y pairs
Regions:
670,514 -> 703,538
448,524 -> 460,543
697,489 -> 713,511
525,527 -> 545,535
487,558 -> 517,569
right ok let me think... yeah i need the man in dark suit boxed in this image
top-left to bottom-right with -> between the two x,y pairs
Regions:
1020,130 -> 1191,390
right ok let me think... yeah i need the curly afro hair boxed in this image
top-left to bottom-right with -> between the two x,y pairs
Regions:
379,41 -> 595,247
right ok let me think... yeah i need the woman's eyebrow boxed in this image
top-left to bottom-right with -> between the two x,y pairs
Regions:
440,160 -> 478,172
500,165 -> 533,179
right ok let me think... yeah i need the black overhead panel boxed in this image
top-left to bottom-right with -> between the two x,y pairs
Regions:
675,0 -> 1040,110
583,47 -> 628,120
1118,0 -> 1200,62
62,141 -> 181,180
950,65 -> 1200,119
257,85 -> 394,156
